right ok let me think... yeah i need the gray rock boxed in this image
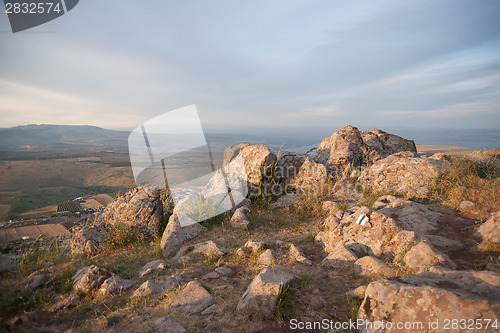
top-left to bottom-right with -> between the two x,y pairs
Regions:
426,235 -> 465,252
258,249 -> 275,266
244,240 -> 265,252
404,242 -> 457,273
48,293 -> 80,312
359,152 -> 449,194
289,244 -> 312,265
133,276 -> 182,297
269,193 -> 302,210
138,259 -> 167,277
200,304 -> 219,315
170,281 -> 215,314
202,271 -> 220,280
459,200 -> 475,210
72,265 -> 112,294
378,201 -> 441,235
346,285 -> 367,299
160,213 -> 207,257
70,225 -> 104,257
0,256 -> 19,273
353,256 -> 396,278
289,157 -> 329,193
361,129 -> 417,160
154,316 -> 187,333
236,267 -> 298,317
230,206 -> 250,229
192,240 -> 228,257
214,266 -> 235,277
100,186 -> 164,235
485,263 -> 500,274
474,211 -> 500,243
358,269 -> 500,333
320,245 -> 358,269
24,272 -> 51,290
98,276 -> 135,295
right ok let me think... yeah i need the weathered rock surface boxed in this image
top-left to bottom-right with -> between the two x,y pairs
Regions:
269,193 -> 301,210
100,186 -> 163,235
72,265 -> 112,294
358,269 -> 500,333
244,240 -> 265,253
354,256 -> 396,278
289,244 -> 312,265
133,276 -> 181,297
426,235 -> 465,252
236,267 -> 298,317
290,157 -> 329,192
70,225 -> 104,257
170,281 -> 215,314
48,294 -> 80,312
154,316 -> 187,333
459,200 -> 475,210
361,129 -> 417,160
404,242 -> 457,273
258,249 -> 275,266
192,241 -> 228,257
320,245 -> 358,269
275,151 -> 307,184
474,211 -> 500,243
138,260 -> 167,277
98,276 -> 135,295
230,206 -> 250,228
378,200 -> 441,235
322,201 -> 344,219
214,266 -> 235,277
160,214 -> 207,257
316,207 -> 401,257
24,271 -> 51,290
359,152 -> 448,194
0,256 -> 19,273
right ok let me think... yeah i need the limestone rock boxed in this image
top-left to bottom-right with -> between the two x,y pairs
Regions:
358,269 -> 500,333
192,241 -> 228,257
320,245 -> 358,269
48,293 -> 80,312
214,266 -> 235,277
70,225 -> 104,257
485,263 -> 500,274
133,276 -> 181,297
275,151 -> 307,184
359,152 -> 448,194
98,276 -> 135,295
378,201 -> 441,235
322,201 -> 344,219
244,240 -> 265,253
72,265 -> 112,294
426,235 -> 465,252
0,256 -> 19,273
354,256 -> 396,278
404,242 -> 457,273
160,214 -> 207,258
346,285 -> 367,299
138,260 -> 168,277
236,267 -> 298,317
230,206 -> 250,229
316,207 -> 401,257
474,211 -> 500,243
289,244 -> 312,265
313,125 -> 367,170
24,272 -> 51,290
223,143 -> 250,167
459,200 -> 475,210
154,316 -> 187,333
258,249 -> 275,266
361,129 -> 417,160
269,193 -> 301,210
290,157 -> 329,193
170,281 -> 215,314
100,186 -> 163,235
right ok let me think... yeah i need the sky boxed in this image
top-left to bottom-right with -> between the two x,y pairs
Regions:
0,0 -> 499,131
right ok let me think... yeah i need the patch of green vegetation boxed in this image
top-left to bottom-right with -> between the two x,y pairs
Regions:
274,284 -> 296,318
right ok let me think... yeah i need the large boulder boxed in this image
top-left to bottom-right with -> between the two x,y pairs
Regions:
70,225 -> 104,257
474,211 -> 500,243
100,186 -> 164,235
359,152 -> 448,194
404,242 -> 457,273
353,256 -> 396,278
377,200 -> 442,235
313,125 -> 367,171
160,214 -> 207,257
72,265 -> 112,295
289,157 -> 329,193
275,151 -> 307,184
358,269 -> 500,333
236,267 -> 298,317
361,129 -> 417,160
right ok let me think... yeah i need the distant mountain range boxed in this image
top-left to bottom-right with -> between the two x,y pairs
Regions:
0,124 -> 129,152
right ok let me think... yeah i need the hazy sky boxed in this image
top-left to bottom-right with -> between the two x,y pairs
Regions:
1,0 -> 499,131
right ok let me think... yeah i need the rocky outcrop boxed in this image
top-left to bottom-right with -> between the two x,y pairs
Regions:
138,260 -> 167,277
361,129 -> 417,160
170,281 -> 215,314
359,152 -> 449,194
474,211 -> 500,243
24,271 -> 52,290
160,214 -> 207,257
290,157 -> 329,193
236,267 -> 298,316
316,207 -> 402,257
320,245 -> 358,269
378,200 -> 441,235
358,268 -> 500,333
72,265 -> 112,295
70,225 -> 105,257
100,186 -> 163,235
259,249 -> 276,266
275,151 -> 307,184
289,244 -> 312,265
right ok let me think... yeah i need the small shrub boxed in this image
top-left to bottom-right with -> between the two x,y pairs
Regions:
19,235 -> 63,274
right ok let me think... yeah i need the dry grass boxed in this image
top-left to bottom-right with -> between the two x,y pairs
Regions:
430,155 -> 500,217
